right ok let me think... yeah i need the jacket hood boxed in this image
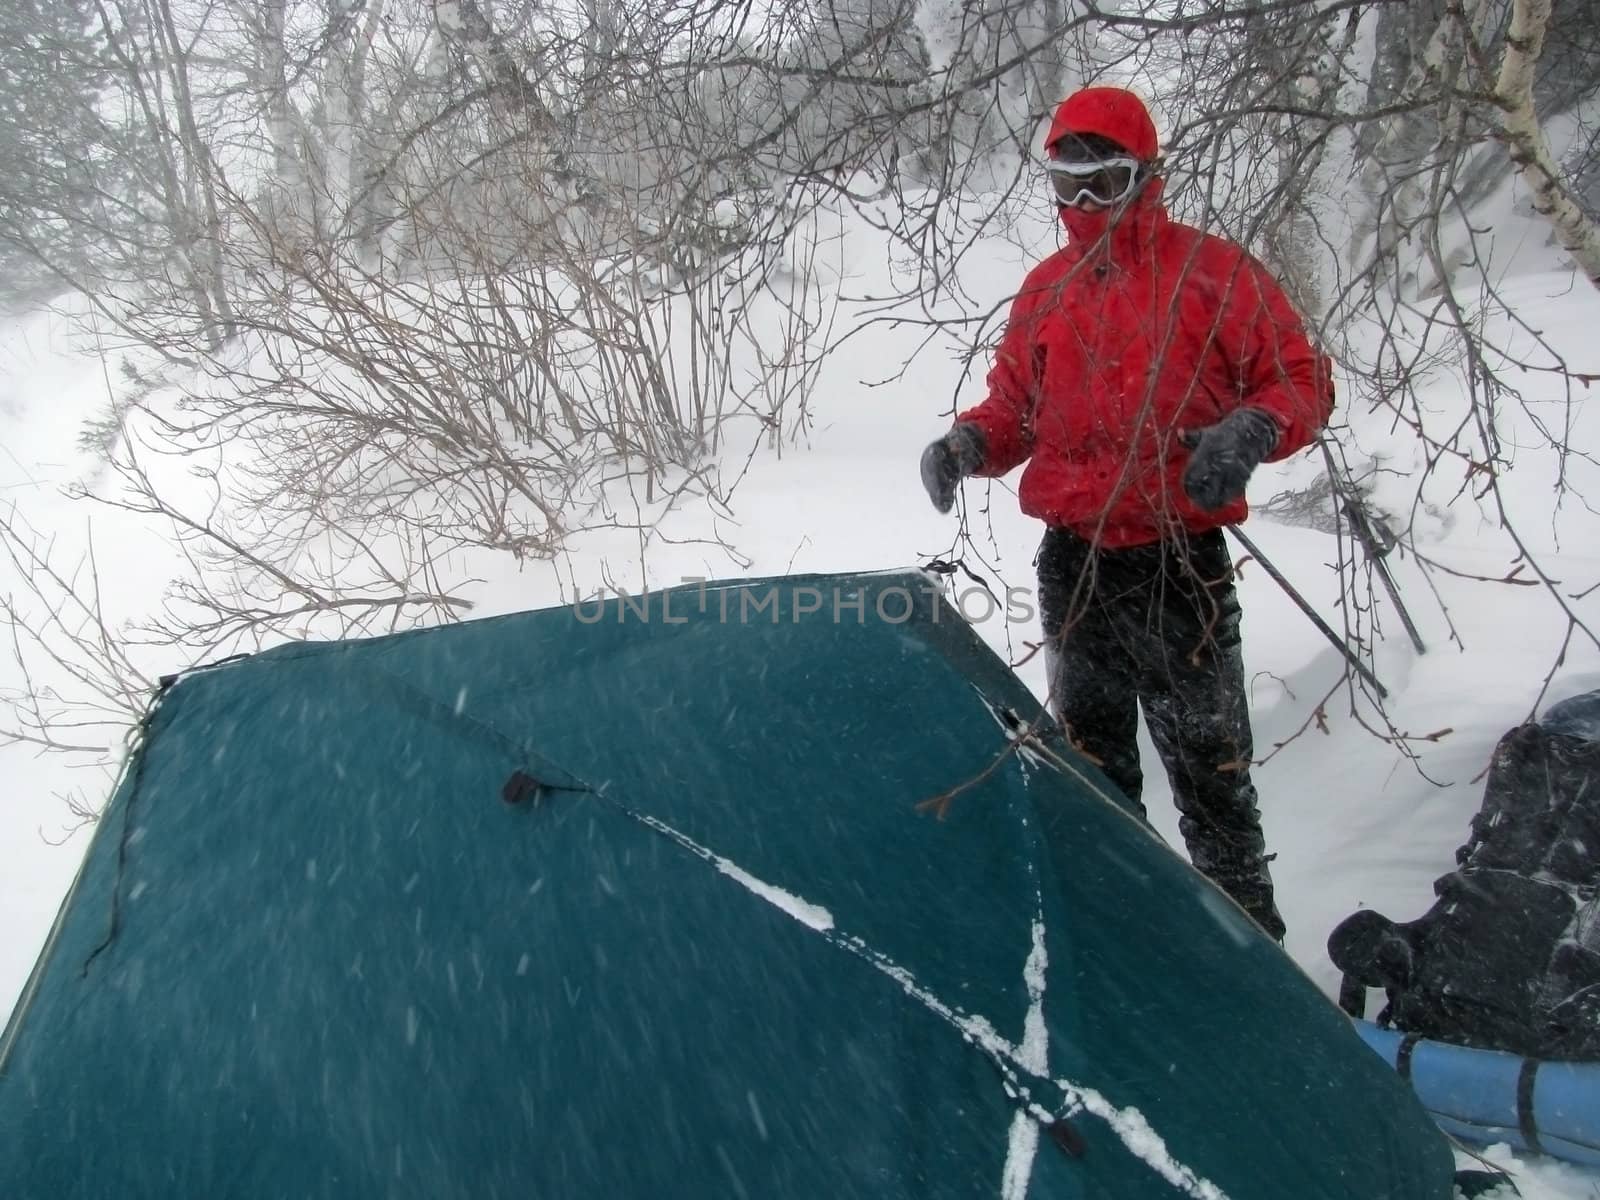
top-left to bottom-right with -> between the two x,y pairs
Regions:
1045,87 -> 1160,162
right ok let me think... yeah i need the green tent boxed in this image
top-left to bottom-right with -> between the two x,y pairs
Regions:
1,571 -> 1456,1198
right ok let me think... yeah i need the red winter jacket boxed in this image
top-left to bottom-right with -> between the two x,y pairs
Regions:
956,180 -> 1335,548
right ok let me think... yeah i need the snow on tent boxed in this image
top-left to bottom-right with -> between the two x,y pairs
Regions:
0,571 -> 1457,1198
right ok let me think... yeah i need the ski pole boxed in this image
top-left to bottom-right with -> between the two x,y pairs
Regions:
1341,497 -> 1427,655
1316,438 -> 1427,655
1224,524 -> 1389,700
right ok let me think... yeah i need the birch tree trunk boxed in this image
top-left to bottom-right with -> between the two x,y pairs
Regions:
1494,0 -> 1600,289
259,0 -> 317,250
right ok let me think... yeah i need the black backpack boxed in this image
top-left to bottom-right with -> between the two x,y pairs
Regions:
1329,690 -> 1600,1060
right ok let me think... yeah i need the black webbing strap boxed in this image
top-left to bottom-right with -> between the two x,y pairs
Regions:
1394,1033 -> 1423,1080
1517,1057 -> 1544,1155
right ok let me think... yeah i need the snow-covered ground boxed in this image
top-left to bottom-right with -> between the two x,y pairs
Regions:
4,191 -> 1600,1197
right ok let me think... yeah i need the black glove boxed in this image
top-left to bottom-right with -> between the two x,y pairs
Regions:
920,423 -> 987,513
1180,408 -> 1280,511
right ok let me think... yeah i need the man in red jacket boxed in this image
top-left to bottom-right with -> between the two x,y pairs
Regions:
921,86 -> 1334,941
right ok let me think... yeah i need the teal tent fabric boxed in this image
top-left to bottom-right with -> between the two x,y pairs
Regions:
0,571 -> 1455,1198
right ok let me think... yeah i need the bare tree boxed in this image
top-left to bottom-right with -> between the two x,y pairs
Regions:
5,0 -> 1600,787
0,507 -> 151,761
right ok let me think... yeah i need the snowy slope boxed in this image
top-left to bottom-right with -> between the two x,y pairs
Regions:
3,194 -> 1600,1196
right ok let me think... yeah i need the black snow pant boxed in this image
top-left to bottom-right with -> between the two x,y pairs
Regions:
1036,526 -> 1285,941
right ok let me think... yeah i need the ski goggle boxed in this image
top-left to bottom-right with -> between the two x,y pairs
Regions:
1043,155 -> 1145,208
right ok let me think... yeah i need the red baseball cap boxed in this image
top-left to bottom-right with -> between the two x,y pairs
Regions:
1045,87 -> 1160,162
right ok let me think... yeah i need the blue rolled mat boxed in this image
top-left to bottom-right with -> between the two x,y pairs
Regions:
1353,1020 -> 1600,1166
